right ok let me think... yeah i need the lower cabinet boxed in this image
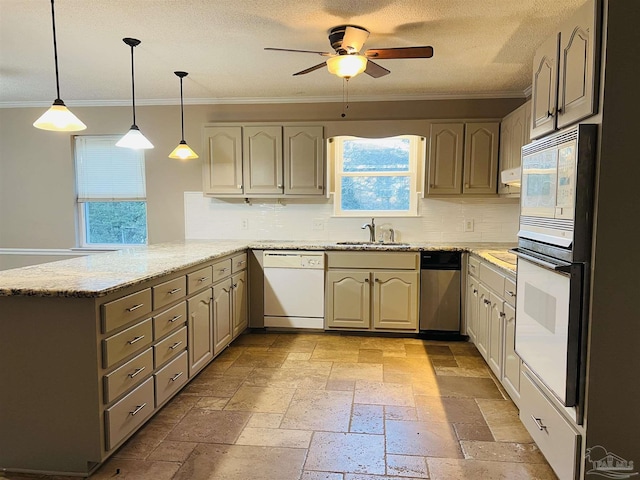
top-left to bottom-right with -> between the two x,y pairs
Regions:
325,252 -> 420,332
475,283 -> 491,359
231,270 -> 248,338
212,278 -> 232,354
188,289 -> 214,377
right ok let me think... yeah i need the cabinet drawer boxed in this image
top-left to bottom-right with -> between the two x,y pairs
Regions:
103,318 -> 153,369
468,256 -> 480,278
187,266 -> 213,293
104,377 -> 154,451
504,277 -> 517,308
327,252 -> 419,270
153,301 -> 187,339
153,326 -> 187,368
212,259 -> 232,283
479,262 -> 505,294
232,253 -> 247,273
101,288 -> 152,334
520,370 -> 580,480
154,351 -> 188,407
153,276 -> 186,310
103,348 -> 153,404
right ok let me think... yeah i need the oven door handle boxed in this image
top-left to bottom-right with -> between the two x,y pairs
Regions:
510,249 -> 572,274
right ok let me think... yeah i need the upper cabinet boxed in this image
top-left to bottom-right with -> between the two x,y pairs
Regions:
426,121 -> 499,196
203,124 -> 325,197
531,0 -> 600,139
498,100 -> 531,196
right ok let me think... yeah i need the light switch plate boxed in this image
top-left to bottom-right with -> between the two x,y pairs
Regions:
464,219 -> 474,232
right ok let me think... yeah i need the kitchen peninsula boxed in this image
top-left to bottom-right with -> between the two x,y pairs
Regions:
0,240 -> 515,476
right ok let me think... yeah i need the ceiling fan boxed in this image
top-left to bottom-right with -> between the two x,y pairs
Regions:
265,25 -> 434,80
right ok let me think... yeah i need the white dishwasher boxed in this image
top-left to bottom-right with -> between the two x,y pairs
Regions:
263,250 -> 325,329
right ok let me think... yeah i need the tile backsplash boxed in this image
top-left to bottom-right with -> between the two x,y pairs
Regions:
184,192 -> 520,243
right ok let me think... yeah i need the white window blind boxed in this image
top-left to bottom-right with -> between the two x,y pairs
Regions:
75,135 -> 146,201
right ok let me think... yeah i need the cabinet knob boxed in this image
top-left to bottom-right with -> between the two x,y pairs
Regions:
318,186 -> 323,189
499,312 -> 506,318
277,184 -> 283,188
465,183 -> 469,188
237,184 -> 242,189
364,278 -> 369,283
374,278 -> 380,283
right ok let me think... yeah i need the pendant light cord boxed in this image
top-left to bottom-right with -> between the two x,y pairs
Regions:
129,44 -> 136,126
180,77 -> 185,141
50,0 -> 61,101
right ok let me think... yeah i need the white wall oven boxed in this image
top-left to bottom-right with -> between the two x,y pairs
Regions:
513,124 -> 597,421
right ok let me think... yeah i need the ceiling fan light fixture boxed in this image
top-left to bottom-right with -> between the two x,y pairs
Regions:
34,0 -> 86,132
33,99 -> 86,131
117,37 -> 153,150
327,54 -> 367,79
169,71 -> 198,160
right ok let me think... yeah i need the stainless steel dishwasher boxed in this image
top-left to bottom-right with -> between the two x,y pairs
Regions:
419,251 -> 462,334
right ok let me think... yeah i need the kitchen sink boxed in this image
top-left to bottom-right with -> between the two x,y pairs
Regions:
336,241 -> 376,245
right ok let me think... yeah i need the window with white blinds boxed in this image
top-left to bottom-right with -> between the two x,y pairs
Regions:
74,135 -> 148,246
75,135 -> 146,201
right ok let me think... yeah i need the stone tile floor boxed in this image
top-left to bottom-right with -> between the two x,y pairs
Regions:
0,332 -> 558,480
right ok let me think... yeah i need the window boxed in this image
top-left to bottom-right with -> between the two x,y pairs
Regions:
331,135 -> 423,216
74,135 -> 148,246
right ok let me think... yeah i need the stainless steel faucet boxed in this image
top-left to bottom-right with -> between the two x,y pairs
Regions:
361,218 -> 376,242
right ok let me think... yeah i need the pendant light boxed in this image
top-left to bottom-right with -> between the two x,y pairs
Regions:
116,38 -> 153,149
33,0 -> 86,132
168,71 -> 199,160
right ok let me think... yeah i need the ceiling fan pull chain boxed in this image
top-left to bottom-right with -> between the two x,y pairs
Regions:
341,78 -> 350,118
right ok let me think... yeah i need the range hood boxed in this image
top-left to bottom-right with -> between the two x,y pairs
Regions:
501,166 -> 521,187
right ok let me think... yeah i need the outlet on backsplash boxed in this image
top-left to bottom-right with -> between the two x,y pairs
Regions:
312,218 -> 324,230
464,219 -> 475,232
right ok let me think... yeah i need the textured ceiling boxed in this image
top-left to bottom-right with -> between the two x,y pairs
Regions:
0,0 -> 587,106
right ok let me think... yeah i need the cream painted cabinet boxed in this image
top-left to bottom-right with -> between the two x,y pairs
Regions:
466,269 -> 479,342
202,126 -> 243,195
531,0 -> 599,139
188,288 -> 214,377
203,123 -> 325,197
243,126 -> 283,195
499,100 -> 531,196
488,292 -> 505,378
427,122 -> 499,195
231,270 -> 248,338
212,278 -> 233,354
476,283 -> 490,359
325,270 -> 371,329
284,126 -> 324,195
372,271 -> 419,330
503,302 -> 520,401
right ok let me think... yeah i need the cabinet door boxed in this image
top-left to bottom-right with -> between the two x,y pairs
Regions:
283,126 -> 324,195
488,292 -> 505,378
503,302 -> 521,401
373,271 -> 419,331
187,289 -> 214,377
498,116 -> 513,195
212,278 -> 233,355
427,123 -> 464,195
531,34 -> 559,139
466,275 -> 479,342
463,123 -> 499,195
202,126 -> 243,195
326,270 -> 370,329
523,100 -> 532,145
557,0 -> 598,129
243,126 -> 283,194
476,284 -> 490,360
231,271 -> 248,338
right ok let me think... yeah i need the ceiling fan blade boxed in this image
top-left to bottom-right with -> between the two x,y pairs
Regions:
265,47 -> 330,56
342,26 -> 370,53
365,46 -> 434,59
293,62 -> 327,76
364,60 -> 390,78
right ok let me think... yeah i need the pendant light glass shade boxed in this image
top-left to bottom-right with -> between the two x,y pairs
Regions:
327,55 -> 368,79
169,71 -> 198,160
34,0 -> 86,132
117,37 -> 153,150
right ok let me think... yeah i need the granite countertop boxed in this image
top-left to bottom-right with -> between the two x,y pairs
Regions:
0,240 -> 517,298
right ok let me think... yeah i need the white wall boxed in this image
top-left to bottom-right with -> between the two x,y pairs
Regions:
185,192 -> 519,243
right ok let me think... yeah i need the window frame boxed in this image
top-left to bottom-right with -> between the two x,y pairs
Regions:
331,135 -> 424,217
73,135 -> 149,248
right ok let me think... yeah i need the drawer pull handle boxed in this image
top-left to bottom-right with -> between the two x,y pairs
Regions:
170,341 -> 183,350
506,290 -> 516,297
127,303 -> 144,312
219,267 -> 229,273
499,312 -> 506,318
198,276 -> 208,282
531,415 -> 548,432
169,288 -> 182,295
129,403 -> 147,416
169,314 -> 183,323
236,260 -> 246,266
170,372 -> 184,382
128,335 -> 145,345
128,366 -> 146,378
